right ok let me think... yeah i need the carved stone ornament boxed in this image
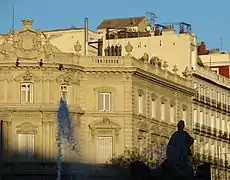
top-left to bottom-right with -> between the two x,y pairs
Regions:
137,121 -> 148,132
56,72 -> 79,85
74,40 -> 82,55
16,122 -> 38,134
140,52 -> 149,62
182,67 -> 192,78
163,61 -> 168,69
170,99 -> 176,107
172,65 -> 178,74
151,93 -> 157,100
125,41 -> 133,55
14,70 -> 40,82
0,19 -> 61,60
89,117 -> 120,130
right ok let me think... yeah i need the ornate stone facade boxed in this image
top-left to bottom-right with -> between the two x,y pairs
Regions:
0,20 -> 195,177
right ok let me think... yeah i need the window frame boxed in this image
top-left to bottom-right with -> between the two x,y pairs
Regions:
98,92 -> 111,112
60,84 -> 69,103
18,133 -> 35,160
20,83 -> 34,104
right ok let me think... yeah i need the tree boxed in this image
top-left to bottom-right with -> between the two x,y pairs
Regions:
110,142 -> 167,168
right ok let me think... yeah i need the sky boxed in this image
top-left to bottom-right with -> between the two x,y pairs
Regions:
0,0 -> 230,50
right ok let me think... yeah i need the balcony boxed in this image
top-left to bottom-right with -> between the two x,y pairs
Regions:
223,104 -> 227,111
200,124 -> 206,133
212,128 -> 217,136
211,99 -> 216,106
206,127 -> 212,135
205,97 -> 210,104
200,95 -> 205,103
217,102 -> 221,109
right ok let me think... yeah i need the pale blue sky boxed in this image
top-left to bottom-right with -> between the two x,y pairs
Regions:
0,0 -> 229,50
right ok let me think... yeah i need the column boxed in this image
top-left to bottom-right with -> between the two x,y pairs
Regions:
49,121 -> 53,160
2,121 -> 8,159
3,80 -> 8,103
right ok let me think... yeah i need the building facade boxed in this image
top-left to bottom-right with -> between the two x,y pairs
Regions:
0,20 -> 195,178
191,64 -> 230,179
97,16 -> 230,179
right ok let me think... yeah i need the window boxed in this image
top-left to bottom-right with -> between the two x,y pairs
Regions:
18,134 -> 34,159
182,109 -> 187,122
138,94 -> 144,114
20,83 -> 33,103
211,114 -> 214,128
211,67 -> 219,74
216,116 -> 220,129
217,92 -> 220,102
96,136 -> 113,164
170,105 -> 175,123
98,92 -> 111,111
193,109 -> 197,124
60,85 -> 68,102
151,99 -> 156,118
199,111 -> 204,124
161,103 -> 165,120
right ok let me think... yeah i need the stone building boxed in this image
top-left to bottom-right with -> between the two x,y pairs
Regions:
98,16 -> 230,179
191,64 -> 230,179
0,20 -> 195,178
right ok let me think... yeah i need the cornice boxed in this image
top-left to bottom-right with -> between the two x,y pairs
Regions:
0,103 -> 84,115
134,70 -> 195,97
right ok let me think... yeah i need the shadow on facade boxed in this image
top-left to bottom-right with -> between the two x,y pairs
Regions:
0,129 -> 132,180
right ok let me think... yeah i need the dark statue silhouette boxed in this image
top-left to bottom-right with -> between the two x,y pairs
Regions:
152,120 -> 195,180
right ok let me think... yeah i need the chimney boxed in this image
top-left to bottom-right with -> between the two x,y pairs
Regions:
84,18 -> 88,56
22,19 -> 33,30
198,42 -> 207,55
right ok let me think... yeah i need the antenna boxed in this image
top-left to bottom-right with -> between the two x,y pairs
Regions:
220,38 -> 223,51
12,4 -> 15,34
146,12 -> 158,30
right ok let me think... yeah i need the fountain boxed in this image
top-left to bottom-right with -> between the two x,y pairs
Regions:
56,99 -> 77,180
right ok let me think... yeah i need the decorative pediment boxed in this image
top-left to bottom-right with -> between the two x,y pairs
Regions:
0,20 -> 62,60
170,99 -> 176,107
14,70 -> 40,82
89,117 -> 120,130
161,96 -> 167,103
151,124 -> 160,135
137,121 -> 148,132
56,72 -> 79,85
16,122 -> 38,134
151,93 -> 158,100
137,89 -> 144,96
182,104 -> 188,111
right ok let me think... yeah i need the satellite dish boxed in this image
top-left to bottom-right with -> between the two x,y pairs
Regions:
145,26 -> 151,32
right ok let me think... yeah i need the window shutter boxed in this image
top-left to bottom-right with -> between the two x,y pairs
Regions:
20,85 -> 26,103
138,95 -> 143,114
98,93 -> 104,111
96,137 -> 113,164
27,134 -> 34,158
29,84 -> 34,103
104,93 -> 110,111
161,103 -> 165,120
170,106 -> 175,123
18,134 -> 27,154
151,100 -> 156,118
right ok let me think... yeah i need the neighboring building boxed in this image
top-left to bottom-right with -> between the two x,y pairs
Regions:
97,16 -> 196,75
189,64 -> 230,179
198,42 -> 230,78
0,20 -> 195,178
97,16 -> 230,179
